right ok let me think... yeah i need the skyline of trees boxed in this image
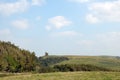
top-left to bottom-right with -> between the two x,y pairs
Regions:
0,41 -> 37,72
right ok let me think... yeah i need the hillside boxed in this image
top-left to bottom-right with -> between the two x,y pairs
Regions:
0,41 -> 37,72
53,56 -> 120,71
0,41 -> 120,73
38,55 -> 120,72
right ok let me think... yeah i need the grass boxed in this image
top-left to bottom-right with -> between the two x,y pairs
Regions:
1,56 -> 120,80
0,72 -> 120,80
56,56 -> 120,71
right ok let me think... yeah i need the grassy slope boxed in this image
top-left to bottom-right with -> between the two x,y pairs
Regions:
0,72 -> 120,80
55,56 -> 120,71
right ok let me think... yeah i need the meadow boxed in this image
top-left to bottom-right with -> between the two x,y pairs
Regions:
57,56 -> 120,71
0,72 -> 120,80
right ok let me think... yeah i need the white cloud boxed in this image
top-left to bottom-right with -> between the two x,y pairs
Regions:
32,0 -> 46,6
77,40 -> 94,47
36,16 -> 41,20
46,16 -> 72,30
0,0 -> 29,16
68,0 -> 90,3
76,32 -> 120,55
11,19 -> 29,30
95,32 -> 120,53
0,29 -> 11,36
86,14 -> 99,23
97,32 -> 120,42
0,29 -> 12,41
87,0 -> 120,23
45,25 -> 51,31
0,0 -> 45,16
53,31 -> 78,36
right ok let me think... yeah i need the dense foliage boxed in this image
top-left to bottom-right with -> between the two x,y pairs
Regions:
39,56 -> 69,67
38,64 -> 111,73
38,56 -> 69,73
54,64 -> 111,72
0,41 -> 37,72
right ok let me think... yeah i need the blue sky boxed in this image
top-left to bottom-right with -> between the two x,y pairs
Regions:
0,0 -> 120,56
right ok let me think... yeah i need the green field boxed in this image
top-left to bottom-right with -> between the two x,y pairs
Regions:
55,56 -> 120,71
0,72 -> 120,80
1,56 -> 120,80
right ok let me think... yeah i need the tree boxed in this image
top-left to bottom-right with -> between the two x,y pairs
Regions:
0,41 -> 38,72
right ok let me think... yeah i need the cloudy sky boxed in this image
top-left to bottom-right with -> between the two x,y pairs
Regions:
0,0 -> 120,56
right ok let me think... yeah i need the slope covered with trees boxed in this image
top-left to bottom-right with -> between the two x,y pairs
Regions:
0,41 -> 37,72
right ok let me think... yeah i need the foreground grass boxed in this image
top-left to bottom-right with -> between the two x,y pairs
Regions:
0,72 -> 120,80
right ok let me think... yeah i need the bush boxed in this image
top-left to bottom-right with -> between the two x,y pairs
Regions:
54,64 -> 111,72
39,56 -> 69,67
39,67 -> 57,73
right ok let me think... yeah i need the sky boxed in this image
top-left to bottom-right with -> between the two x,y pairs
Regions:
0,0 -> 120,56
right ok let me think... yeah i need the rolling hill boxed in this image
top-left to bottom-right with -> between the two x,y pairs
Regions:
40,55 -> 120,71
0,41 -> 120,73
57,56 -> 120,71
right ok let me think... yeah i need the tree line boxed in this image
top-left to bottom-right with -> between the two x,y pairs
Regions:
0,41 -> 118,73
0,41 -> 37,72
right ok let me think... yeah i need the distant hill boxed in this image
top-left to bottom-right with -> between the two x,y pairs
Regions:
53,56 -> 120,71
38,56 -> 69,67
0,41 -> 37,72
37,55 -> 120,72
1,41 -> 120,73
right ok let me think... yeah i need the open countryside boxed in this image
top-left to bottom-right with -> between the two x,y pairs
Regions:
1,0 -> 120,80
0,41 -> 120,80
0,72 -> 120,80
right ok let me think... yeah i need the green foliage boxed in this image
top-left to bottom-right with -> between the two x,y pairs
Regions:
39,56 -> 69,67
54,64 -> 111,72
0,41 -> 37,72
38,67 -> 57,73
